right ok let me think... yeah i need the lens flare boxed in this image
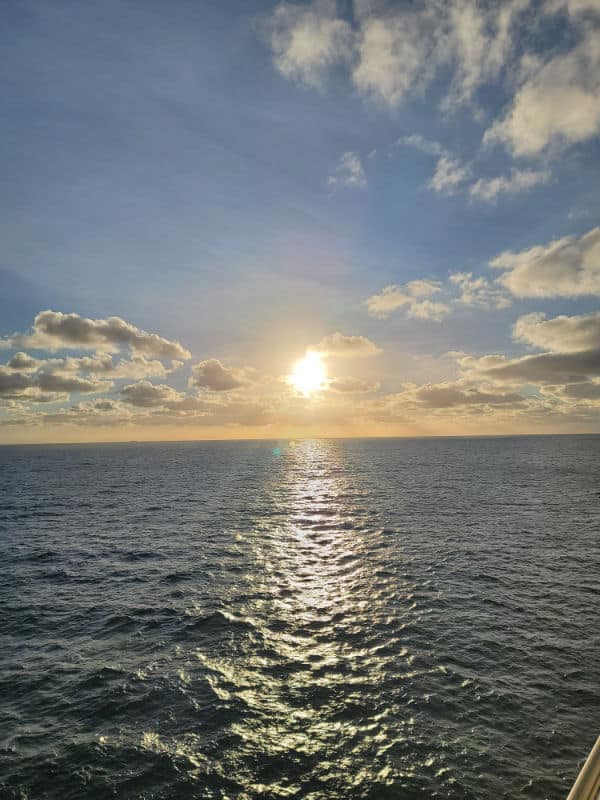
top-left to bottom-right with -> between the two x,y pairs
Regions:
289,351 -> 326,396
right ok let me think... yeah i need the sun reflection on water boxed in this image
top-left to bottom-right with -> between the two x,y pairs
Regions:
186,439 -> 431,797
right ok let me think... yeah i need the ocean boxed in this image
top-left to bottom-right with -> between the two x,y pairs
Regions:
1,436 -> 599,799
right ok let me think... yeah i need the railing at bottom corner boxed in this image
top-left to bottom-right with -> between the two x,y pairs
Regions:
567,737 -> 600,800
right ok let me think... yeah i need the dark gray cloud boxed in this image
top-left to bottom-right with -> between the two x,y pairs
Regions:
473,349 -> 600,384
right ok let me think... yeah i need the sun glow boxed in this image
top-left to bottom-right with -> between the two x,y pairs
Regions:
289,351 -> 326,396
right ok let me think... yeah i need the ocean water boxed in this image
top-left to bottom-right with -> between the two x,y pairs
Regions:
0,437 -> 599,800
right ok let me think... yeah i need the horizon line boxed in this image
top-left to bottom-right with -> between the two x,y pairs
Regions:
2,431 -> 600,447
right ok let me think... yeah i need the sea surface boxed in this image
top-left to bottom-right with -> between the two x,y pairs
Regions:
0,437 -> 599,800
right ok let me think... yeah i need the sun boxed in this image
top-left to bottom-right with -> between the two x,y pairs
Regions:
289,351 -> 326,396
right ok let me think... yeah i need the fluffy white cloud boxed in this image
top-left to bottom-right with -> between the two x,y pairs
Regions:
513,311 -> 600,352
327,151 -> 367,189
265,0 -> 354,88
190,359 -> 250,391
485,27 -> 600,155
450,272 -> 512,308
469,168 -> 550,201
366,279 -> 450,320
1,310 -> 191,360
315,331 -> 382,356
491,226 -> 600,297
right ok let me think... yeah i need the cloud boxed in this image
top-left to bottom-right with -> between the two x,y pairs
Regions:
190,359 -> 250,391
6,352 -> 39,371
484,26 -> 600,155
0,370 -> 36,398
546,0 -> 600,18
401,136 -> 548,200
414,381 -> 524,408
443,0 -> 531,109
428,155 -> 471,193
459,348 -> 600,384
0,366 -> 108,401
455,311 -> 600,395
490,226 -> 600,297
264,0 -> 354,88
327,151 -> 367,189
12,353 -> 176,379
558,381 -> 600,400
60,354 -> 177,379
366,280 -> 450,320
513,311 -> 600,352
315,331 -> 382,357
35,372 -> 107,394
264,0 -> 531,110
469,168 -> 551,202
120,381 -> 185,408
328,376 -> 378,393
1,310 -> 191,360
398,134 -> 445,156
399,135 -> 470,194
352,5 -> 440,107
450,272 -> 512,308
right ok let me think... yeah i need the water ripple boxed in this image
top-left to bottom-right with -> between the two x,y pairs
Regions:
1,437 -> 599,799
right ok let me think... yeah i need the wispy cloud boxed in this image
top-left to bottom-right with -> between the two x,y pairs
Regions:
265,0 -> 532,111
398,135 -> 470,194
469,168 -> 551,202
327,151 -> 367,189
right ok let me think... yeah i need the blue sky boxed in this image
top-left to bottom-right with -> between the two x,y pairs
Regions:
2,0 -> 600,441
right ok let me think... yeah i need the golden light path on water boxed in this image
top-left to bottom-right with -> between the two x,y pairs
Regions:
186,440 -> 444,798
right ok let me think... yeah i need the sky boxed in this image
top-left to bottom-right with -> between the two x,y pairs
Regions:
1,0 -> 600,443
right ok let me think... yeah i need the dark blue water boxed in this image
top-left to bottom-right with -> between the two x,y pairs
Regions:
1,437 -> 599,799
